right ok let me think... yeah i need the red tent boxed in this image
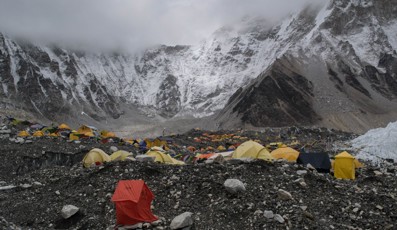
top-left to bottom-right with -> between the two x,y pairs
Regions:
111,180 -> 158,225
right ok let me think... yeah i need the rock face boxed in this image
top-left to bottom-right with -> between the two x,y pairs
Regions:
1,0 -> 397,132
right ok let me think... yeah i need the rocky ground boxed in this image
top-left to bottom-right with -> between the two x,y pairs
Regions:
0,125 -> 396,229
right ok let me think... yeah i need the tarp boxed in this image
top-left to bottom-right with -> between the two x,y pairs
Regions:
271,147 -> 299,162
111,150 -> 134,161
82,148 -> 111,167
232,140 -> 273,161
111,180 -> 158,225
297,152 -> 331,173
146,148 -> 185,165
334,151 -> 355,179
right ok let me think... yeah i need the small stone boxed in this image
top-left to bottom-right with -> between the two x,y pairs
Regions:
303,211 -> 314,220
254,210 -> 263,216
170,212 -> 193,230
142,223 -> 151,228
151,220 -> 162,226
274,214 -> 285,224
353,208 -> 359,213
110,146 -> 118,152
61,205 -> 79,219
297,170 -> 307,176
264,210 -> 274,219
33,181 -> 43,186
306,164 -> 316,170
55,190 -> 60,195
376,205 -> 383,210
277,189 -> 293,200
20,184 -> 32,189
300,206 -> 308,211
224,179 -> 246,194
373,170 -> 383,176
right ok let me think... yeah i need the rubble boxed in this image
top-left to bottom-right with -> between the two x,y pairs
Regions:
0,126 -> 395,229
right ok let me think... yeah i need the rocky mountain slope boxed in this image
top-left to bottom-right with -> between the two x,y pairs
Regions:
0,0 -> 396,132
218,0 -> 397,132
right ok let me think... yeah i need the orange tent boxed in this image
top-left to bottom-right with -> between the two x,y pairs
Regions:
197,153 -> 215,159
111,180 -> 158,225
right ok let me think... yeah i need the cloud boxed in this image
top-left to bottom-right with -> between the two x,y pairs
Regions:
0,0 -> 327,52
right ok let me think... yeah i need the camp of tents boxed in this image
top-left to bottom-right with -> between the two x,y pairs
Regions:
12,118 -> 362,180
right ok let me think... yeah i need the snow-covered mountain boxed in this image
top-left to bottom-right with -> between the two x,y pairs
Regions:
0,0 -> 397,132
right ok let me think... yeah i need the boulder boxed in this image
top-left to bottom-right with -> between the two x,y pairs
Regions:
224,179 -> 246,194
170,212 -> 193,230
110,146 -> 118,152
61,205 -> 79,219
278,189 -> 293,200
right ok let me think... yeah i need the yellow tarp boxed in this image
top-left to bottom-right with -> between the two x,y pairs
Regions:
33,130 -> 44,137
146,148 -> 185,165
110,150 -> 134,161
271,147 -> 299,162
83,148 -> 111,168
18,131 -> 30,137
232,140 -> 273,161
58,123 -> 71,130
334,151 -> 355,180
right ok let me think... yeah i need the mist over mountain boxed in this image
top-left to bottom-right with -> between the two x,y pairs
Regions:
0,0 -> 396,133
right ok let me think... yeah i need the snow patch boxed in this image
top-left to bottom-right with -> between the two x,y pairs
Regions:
350,121 -> 397,163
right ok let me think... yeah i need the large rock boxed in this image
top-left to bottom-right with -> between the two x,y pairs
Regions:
224,179 -> 246,194
61,205 -> 79,219
170,212 -> 193,230
277,189 -> 293,201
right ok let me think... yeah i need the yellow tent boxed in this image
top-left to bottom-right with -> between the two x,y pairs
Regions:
146,148 -> 185,165
334,151 -> 355,180
101,130 -> 116,138
77,125 -> 93,135
69,133 -> 79,141
18,130 -> 30,137
271,147 -> 299,162
58,123 -> 71,130
354,159 -> 364,168
232,141 -> 273,161
217,145 -> 226,151
49,133 -> 59,137
33,130 -> 44,137
110,150 -> 134,161
82,148 -> 111,168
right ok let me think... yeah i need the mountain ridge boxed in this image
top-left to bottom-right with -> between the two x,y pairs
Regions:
1,0 -> 397,133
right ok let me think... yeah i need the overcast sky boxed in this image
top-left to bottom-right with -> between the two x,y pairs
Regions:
0,0 -> 326,52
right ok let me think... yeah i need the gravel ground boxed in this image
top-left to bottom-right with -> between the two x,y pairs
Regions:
0,127 -> 396,229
